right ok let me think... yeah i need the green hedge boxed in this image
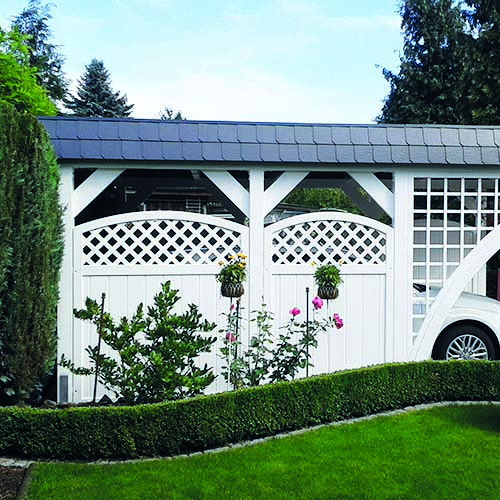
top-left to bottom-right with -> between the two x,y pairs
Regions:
1,360 -> 499,460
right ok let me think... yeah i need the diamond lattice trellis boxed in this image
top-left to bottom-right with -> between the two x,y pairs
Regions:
81,219 -> 243,265
271,220 -> 387,265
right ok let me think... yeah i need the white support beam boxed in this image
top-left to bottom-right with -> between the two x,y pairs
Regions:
202,170 -> 250,216
73,169 -> 124,217
57,166 -> 75,402
263,171 -> 309,215
248,168 -> 265,317
349,172 -> 394,219
392,170 -> 413,362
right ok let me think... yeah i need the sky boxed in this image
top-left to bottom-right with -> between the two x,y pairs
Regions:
0,0 -> 404,124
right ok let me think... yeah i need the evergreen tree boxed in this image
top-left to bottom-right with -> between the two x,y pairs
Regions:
464,1 -> 500,124
0,26 -> 56,116
0,102 -> 63,402
378,0 -> 468,124
12,0 -> 69,106
65,59 -> 134,117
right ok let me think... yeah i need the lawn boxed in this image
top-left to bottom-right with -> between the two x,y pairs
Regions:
25,403 -> 500,499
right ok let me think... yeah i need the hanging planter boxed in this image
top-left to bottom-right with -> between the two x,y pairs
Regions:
217,253 -> 247,298
313,263 -> 342,300
221,282 -> 244,298
317,285 -> 339,300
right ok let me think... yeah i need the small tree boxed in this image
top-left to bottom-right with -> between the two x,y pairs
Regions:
0,26 -> 56,116
65,58 -> 134,117
0,102 -> 63,403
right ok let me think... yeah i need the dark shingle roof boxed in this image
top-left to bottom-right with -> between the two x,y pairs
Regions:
38,117 -> 500,165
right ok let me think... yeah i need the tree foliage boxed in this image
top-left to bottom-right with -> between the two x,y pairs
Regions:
284,188 -> 362,214
159,106 -> 186,120
0,102 -> 63,402
378,0 -> 500,125
62,281 -> 216,404
65,59 -> 134,117
0,26 -> 56,116
12,0 -> 68,106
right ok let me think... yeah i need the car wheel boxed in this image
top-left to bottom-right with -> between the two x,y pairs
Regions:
433,324 -> 496,360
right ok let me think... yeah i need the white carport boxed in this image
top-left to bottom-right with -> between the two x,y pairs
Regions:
40,117 -> 500,402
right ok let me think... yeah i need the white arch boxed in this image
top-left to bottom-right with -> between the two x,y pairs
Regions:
265,211 -> 392,235
411,223 -> 500,360
75,210 -> 247,233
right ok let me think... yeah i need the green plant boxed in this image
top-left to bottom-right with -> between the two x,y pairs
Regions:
220,301 -> 342,388
313,263 -> 343,288
0,102 -> 63,403
216,253 -> 247,285
60,281 -> 217,404
1,361 -> 500,460
24,405 -> 500,500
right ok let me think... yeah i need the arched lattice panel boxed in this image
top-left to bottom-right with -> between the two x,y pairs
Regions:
268,216 -> 389,265
78,211 -> 247,266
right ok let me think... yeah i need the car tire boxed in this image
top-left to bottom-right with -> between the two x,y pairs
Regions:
433,324 -> 497,360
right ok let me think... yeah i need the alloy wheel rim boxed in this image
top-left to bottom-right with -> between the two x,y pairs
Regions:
446,334 -> 489,360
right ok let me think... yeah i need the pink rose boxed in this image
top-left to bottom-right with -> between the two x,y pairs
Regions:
312,296 -> 323,310
225,332 -> 236,342
333,313 -> 344,329
289,307 -> 301,317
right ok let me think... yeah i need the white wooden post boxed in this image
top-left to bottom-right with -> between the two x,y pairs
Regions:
392,170 -> 413,361
57,165 -> 74,402
248,168 -> 265,314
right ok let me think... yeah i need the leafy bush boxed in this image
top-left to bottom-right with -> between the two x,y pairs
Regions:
0,102 -> 63,403
60,281 -> 217,404
1,360 -> 499,460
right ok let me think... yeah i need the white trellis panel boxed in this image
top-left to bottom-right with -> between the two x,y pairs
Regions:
264,212 -> 394,375
72,211 -> 249,402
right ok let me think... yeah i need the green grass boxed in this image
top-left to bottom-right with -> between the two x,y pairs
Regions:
26,403 -> 500,499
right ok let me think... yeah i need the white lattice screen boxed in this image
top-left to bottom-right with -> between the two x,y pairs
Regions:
412,177 -> 500,336
81,218 -> 244,266
270,220 -> 388,265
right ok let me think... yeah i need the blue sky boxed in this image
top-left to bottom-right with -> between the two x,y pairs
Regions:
1,0 -> 404,123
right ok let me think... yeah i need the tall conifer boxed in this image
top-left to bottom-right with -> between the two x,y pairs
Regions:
0,102 -> 63,402
65,59 -> 134,117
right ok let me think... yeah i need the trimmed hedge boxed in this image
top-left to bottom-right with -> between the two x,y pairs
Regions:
1,360 -> 500,460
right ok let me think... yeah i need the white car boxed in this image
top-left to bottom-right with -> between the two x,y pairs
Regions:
413,284 -> 500,361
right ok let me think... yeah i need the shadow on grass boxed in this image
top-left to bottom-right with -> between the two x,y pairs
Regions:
430,403 -> 500,434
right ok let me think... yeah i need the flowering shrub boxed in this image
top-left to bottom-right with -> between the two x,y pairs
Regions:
219,297 -> 344,388
216,253 -> 247,285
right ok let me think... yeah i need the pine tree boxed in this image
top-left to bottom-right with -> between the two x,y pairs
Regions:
0,102 -> 63,402
12,0 -> 69,106
378,0 -> 468,124
65,59 -> 134,117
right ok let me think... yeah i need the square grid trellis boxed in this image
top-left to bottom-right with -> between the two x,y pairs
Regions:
81,219 -> 244,266
412,177 -> 500,337
271,220 -> 387,265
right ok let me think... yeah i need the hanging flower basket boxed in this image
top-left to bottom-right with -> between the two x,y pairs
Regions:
317,285 -> 339,300
313,263 -> 342,300
221,283 -> 244,298
217,253 -> 247,298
